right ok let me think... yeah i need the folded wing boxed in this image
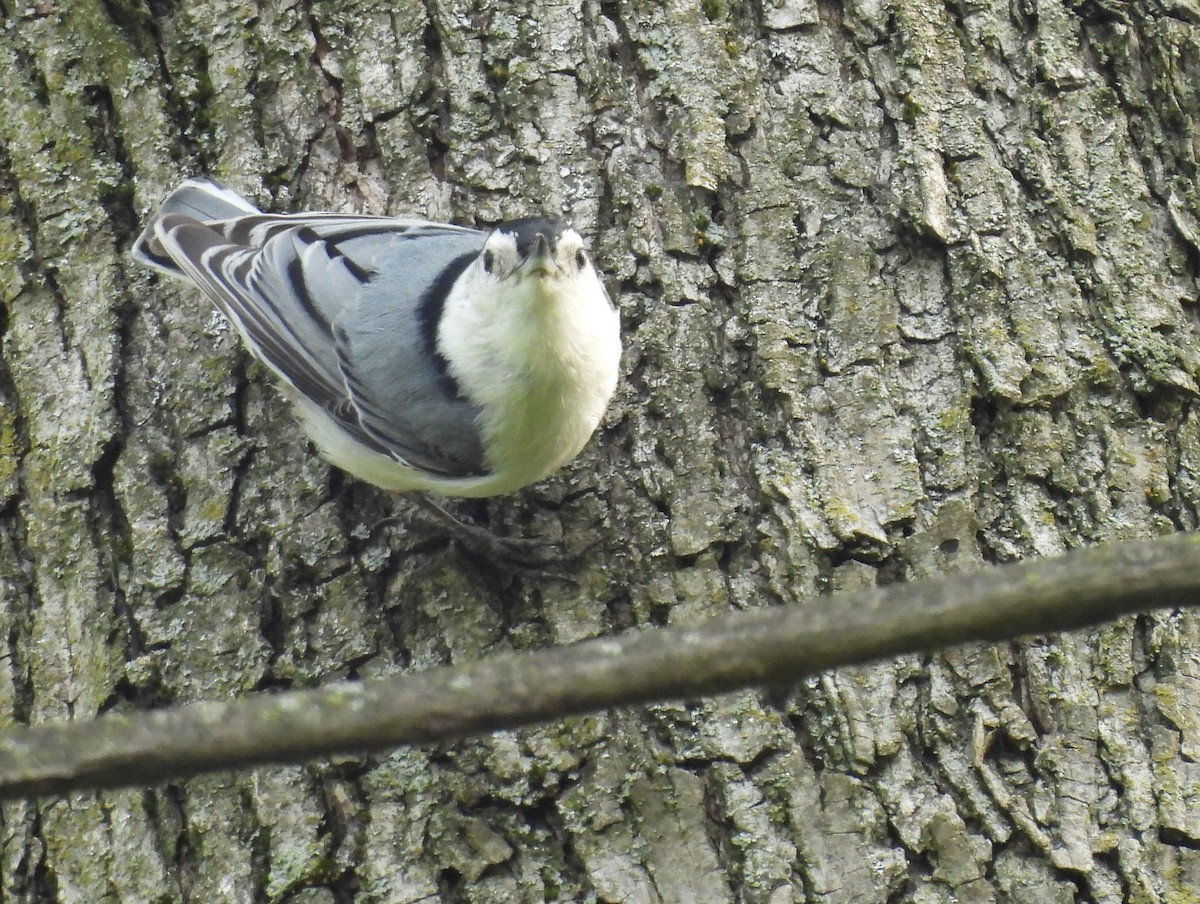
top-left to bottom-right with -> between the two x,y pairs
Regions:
145,200 -> 490,478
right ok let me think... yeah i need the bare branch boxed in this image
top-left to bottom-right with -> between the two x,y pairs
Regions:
2,533 -> 1198,799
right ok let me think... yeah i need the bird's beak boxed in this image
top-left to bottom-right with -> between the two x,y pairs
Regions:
521,234 -> 558,278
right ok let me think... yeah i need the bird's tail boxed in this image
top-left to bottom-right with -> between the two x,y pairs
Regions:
132,177 -> 260,278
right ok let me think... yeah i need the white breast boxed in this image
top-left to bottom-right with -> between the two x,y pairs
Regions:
438,266 -> 621,495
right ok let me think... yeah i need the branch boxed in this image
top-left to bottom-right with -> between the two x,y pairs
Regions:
3,533 -> 1199,799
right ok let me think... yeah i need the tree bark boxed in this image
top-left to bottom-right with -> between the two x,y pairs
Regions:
0,0 -> 1198,902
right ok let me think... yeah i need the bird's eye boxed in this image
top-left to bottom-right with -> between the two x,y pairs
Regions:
575,249 -> 588,270
483,250 -> 495,273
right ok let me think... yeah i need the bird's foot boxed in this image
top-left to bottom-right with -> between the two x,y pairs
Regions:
411,495 -> 588,578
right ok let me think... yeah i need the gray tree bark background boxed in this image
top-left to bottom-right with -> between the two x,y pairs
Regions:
0,0 -> 1198,901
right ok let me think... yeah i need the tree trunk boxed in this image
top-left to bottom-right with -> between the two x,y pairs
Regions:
1,0 -> 1198,901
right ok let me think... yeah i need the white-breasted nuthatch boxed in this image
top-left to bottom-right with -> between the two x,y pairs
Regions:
132,178 -> 622,499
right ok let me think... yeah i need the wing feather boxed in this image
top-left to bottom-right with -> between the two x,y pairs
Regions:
148,205 -> 491,477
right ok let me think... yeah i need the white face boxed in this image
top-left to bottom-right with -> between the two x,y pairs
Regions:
479,225 -> 595,285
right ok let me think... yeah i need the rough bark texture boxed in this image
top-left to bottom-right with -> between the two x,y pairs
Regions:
0,0 -> 1198,902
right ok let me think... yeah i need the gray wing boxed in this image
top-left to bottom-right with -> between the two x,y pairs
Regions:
149,210 -> 491,477
333,232 -> 491,477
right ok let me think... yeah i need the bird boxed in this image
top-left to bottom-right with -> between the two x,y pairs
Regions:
131,178 -> 622,540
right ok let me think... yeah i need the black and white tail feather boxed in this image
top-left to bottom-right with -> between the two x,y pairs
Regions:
132,178 -> 621,500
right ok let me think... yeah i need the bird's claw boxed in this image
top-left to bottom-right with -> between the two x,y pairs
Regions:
412,495 -> 591,579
